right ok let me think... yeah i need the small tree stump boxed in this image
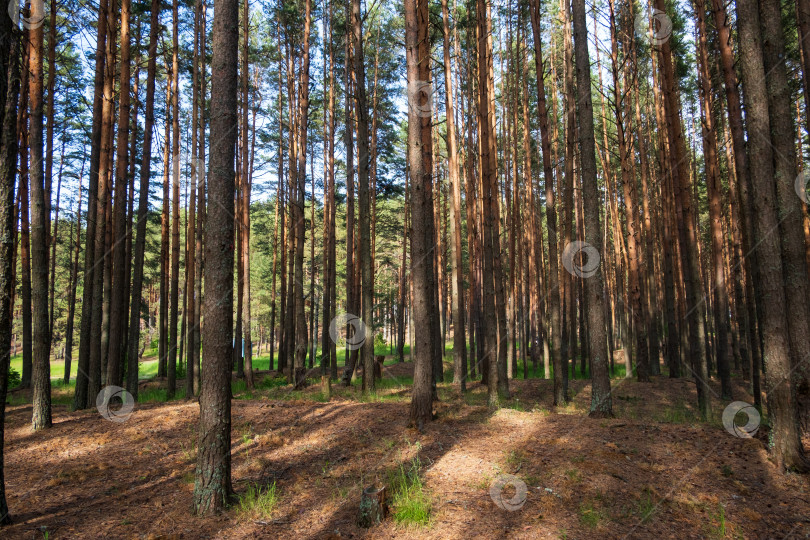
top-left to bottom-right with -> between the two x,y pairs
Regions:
321,375 -> 331,401
374,355 -> 385,381
358,485 -> 387,527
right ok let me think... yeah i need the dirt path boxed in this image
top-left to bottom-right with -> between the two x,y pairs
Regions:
4,368 -> 809,539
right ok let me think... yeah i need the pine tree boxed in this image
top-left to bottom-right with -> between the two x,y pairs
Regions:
193,0 -> 239,512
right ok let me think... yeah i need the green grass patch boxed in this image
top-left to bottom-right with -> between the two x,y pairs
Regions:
9,353 -> 160,387
251,344 -> 413,373
388,456 -> 432,527
653,400 -> 700,425
636,487 -> 659,524
137,387 -> 186,403
236,482 -> 278,520
257,374 -> 289,389
578,500 -> 605,528
708,503 -> 727,539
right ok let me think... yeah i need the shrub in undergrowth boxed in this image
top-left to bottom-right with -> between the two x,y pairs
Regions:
6,367 -> 20,389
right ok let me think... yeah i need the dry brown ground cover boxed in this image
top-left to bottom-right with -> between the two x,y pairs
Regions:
3,362 -> 810,539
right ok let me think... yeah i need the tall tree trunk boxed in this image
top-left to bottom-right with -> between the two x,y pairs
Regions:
695,0 -> 731,398
291,0 -> 312,389
192,0 -> 207,396
653,0 -> 710,418
29,0 -> 51,429
397,169 -> 409,365
352,0 -> 373,393
608,0 -> 648,382
321,0 -> 336,379
341,4 -> 356,386
760,0 -> 810,399
650,50 -> 680,379
0,18 -> 21,524
184,0 -> 201,399
123,45 -> 139,372
521,14 -> 543,380
235,129 -> 244,377
64,167 -> 83,384
192,0 -> 238,512
74,0 -> 108,409
47,141 -> 63,336
711,0 -> 756,398
405,0 -> 435,429
19,112 -> 31,390
275,47 -> 286,375
477,0 -> 505,406
108,0 -> 133,389
159,73 -> 171,380
240,0 -> 254,389
572,0 -> 611,416
308,152 -> 316,370
442,0 -> 466,392
560,0 -> 576,401
100,162 -> 112,388
127,0 -> 161,398
44,0 -> 55,304
269,95 -> 280,373
168,0 -> 181,398
734,0 -> 808,471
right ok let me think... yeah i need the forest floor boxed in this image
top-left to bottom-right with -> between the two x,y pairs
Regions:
4,359 -> 810,539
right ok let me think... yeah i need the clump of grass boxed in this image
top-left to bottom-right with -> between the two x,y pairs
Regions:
505,450 -> 525,472
311,391 -> 330,402
237,482 -> 278,520
709,503 -> 727,539
636,487 -> 658,524
503,398 -> 526,412
258,374 -> 289,390
238,423 -> 253,445
179,439 -> 196,461
653,400 -> 699,424
565,468 -> 583,483
578,500 -> 605,528
358,390 -> 407,404
462,392 -> 486,408
388,457 -> 431,526
231,380 -> 256,400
